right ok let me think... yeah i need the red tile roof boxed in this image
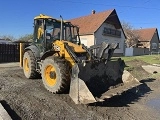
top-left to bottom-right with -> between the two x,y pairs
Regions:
69,9 -> 115,35
135,28 -> 157,41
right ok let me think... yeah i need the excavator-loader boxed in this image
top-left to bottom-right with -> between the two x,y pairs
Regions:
20,14 -> 140,104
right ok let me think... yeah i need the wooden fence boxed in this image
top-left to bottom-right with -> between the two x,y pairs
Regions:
0,44 -> 20,63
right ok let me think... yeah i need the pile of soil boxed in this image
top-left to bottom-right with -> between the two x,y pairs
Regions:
125,59 -> 151,80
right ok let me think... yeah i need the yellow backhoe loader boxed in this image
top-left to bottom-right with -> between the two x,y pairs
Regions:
20,14 -> 140,104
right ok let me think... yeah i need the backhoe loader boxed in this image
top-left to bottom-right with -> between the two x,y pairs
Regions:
20,14 -> 140,104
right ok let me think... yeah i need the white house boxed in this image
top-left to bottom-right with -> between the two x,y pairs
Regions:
69,9 -> 126,56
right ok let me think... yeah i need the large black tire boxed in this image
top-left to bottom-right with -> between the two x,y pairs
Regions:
23,50 -> 39,79
41,57 -> 70,93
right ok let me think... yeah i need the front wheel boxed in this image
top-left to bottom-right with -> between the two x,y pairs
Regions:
41,57 -> 70,93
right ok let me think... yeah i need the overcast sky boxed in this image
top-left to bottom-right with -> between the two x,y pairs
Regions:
0,0 -> 159,38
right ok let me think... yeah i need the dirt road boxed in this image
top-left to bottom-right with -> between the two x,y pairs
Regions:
0,61 -> 160,120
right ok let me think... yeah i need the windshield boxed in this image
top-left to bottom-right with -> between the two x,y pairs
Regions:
45,20 -> 80,44
65,24 -> 80,44
46,20 -> 61,40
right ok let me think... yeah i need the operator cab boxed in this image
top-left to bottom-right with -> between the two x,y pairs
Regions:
33,14 -> 80,53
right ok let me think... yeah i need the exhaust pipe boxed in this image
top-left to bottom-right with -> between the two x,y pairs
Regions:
60,15 -> 63,41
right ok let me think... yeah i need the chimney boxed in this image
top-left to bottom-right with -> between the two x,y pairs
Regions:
92,10 -> 96,14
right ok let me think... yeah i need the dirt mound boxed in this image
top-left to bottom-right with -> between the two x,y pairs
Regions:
125,59 -> 151,80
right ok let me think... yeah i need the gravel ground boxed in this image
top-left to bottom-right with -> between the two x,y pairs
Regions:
0,61 -> 160,120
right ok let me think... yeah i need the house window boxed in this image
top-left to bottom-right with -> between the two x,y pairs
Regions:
116,31 -> 121,36
152,43 -> 157,49
111,29 -> 116,35
102,27 -> 121,37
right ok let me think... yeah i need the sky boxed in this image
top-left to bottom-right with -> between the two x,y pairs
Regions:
0,0 -> 160,39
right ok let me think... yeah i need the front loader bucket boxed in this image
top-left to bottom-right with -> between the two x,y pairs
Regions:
69,59 -> 141,104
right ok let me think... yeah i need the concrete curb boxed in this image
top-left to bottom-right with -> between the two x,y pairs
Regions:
0,62 -> 19,68
142,65 -> 160,74
0,103 -> 12,120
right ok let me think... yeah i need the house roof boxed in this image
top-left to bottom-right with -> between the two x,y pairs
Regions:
135,28 -> 158,41
69,9 -> 123,35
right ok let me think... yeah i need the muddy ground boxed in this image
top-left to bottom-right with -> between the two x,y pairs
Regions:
0,60 -> 160,120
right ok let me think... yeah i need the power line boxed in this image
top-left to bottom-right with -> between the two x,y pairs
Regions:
130,22 -> 159,25
56,0 -> 160,11
144,0 -> 151,4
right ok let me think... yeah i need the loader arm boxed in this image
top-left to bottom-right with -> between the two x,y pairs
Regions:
52,40 -> 86,66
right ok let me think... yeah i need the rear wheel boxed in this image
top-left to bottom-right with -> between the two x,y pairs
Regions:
23,50 -> 39,79
41,57 -> 70,93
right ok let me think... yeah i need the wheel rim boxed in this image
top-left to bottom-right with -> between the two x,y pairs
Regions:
44,65 -> 57,86
24,58 -> 29,72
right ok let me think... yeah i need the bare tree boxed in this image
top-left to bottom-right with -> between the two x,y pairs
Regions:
18,34 -> 33,42
121,21 -> 140,48
0,35 -> 16,41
